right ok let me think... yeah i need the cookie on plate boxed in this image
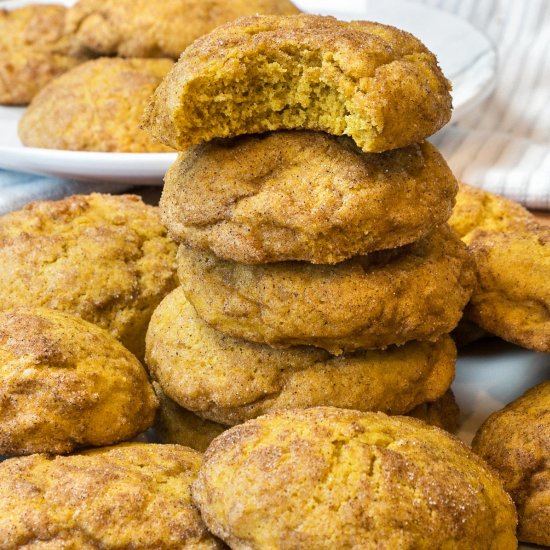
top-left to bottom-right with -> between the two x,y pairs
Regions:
66,0 -> 299,59
177,225 -> 476,354
19,57 -> 174,152
450,183 -> 550,352
146,287 -> 456,425
143,14 -> 452,152
0,193 -> 177,359
472,381 -> 550,546
0,443 -> 224,548
0,308 -> 158,456
192,407 -> 517,549
0,4 -> 87,105
162,133 -> 457,264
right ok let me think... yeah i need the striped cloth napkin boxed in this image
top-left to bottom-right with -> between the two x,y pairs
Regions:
418,0 -> 550,209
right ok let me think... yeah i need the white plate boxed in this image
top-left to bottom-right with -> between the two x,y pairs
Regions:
0,0 -> 497,184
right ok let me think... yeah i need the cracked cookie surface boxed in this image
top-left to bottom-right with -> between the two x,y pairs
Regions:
162,133 -> 457,264
0,193 -> 177,359
177,225 -> 476,353
192,407 -> 517,550
0,443 -> 224,549
449,183 -> 550,352
146,287 -> 456,425
143,14 -> 452,152
473,381 -> 550,546
0,308 -> 158,456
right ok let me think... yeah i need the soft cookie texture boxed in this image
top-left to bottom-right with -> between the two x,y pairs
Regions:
162,133 -> 458,264
450,183 -> 550,352
0,194 -> 177,359
0,308 -> 158,456
66,0 -> 299,59
143,15 -> 452,152
19,57 -> 174,152
472,381 -> 550,546
146,287 -> 456,425
0,443 -> 224,549
177,225 -> 476,353
192,408 -> 517,549
0,5 -> 87,105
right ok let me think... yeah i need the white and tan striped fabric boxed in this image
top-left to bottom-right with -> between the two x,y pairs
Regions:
417,0 -> 550,209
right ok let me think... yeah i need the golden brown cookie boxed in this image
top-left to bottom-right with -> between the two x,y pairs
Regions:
143,14 -> 452,152
0,4 -> 87,105
450,183 -> 550,352
193,407 -> 517,549
153,382 -> 226,453
66,0 -> 299,59
0,443 -> 224,548
153,385 -> 460,452
162,133 -> 457,264
472,381 -> 550,546
177,225 -> 476,354
146,287 -> 456,425
0,194 -> 177,359
18,57 -> 174,152
0,308 -> 158,456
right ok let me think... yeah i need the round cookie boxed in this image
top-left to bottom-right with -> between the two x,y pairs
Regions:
0,193 -> 177,359
66,0 -> 300,59
162,133 -> 458,264
192,408 -> 517,549
0,308 -> 158,455
146,287 -> 456,425
472,381 -> 550,546
143,14 -> 452,153
0,5 -> 87,105
153,386 -> 460,452
177,224 -> 476,354
450,183 -> 550,352
19,57 -> 174,152
0,443 -> 224,549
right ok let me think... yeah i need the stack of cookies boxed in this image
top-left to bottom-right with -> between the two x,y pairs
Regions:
143,14 -> 477,449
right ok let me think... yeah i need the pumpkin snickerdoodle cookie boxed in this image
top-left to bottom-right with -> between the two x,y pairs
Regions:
0,443 -> 224,548
0,308 -> 158,456
143,14 -> 452,152
162,133 -> 458,264
0,193 -> 177,359
66,0 -> 299,59
177,225 -> 476,354
19,57 -> 174,152
192,407 -> 517,549
473,381 -> 550,546
145,287 -> 456,425
450,183 -> 550,352
0,4 -> 87,105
